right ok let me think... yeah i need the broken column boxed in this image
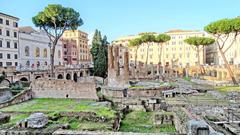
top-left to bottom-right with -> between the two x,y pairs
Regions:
107,45 -> 130,89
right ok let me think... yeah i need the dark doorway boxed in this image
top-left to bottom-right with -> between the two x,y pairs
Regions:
73,73 -> 78,82
20,77 -> 28,82
66,74 -> 71,80
57,74 -> 63,79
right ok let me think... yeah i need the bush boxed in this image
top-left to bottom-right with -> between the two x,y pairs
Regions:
21,82 -> 31,87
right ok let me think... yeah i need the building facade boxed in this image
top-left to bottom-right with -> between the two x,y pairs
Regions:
0,12 -> 19,67
206,33 -> 240,66
19,26 -> 63,70
61,39 -> 78,65
113,30 -> 206,68
62,30 -> 91,65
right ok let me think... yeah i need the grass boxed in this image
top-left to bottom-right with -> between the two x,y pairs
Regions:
183,76 -> 191,82
120,111 -> 176,133
0,113 -> 29,128
215,86 -> 240,93
0,98 -> 116,119
129,86 -> 145,89
52,116 -> 112,131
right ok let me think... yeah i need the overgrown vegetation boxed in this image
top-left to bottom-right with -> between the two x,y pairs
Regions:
215,86 -> 240,93
120,111 -> 176,133
0,98 -> 116,119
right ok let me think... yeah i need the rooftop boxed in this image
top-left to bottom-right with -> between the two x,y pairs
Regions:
0,12 -> 19,20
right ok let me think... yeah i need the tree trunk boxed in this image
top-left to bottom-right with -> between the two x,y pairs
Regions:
197,46 -> 200,78
134,47 -> 139,80
219,47 -> 238,85
145,43 -> 150,77
50,41 -> 57,78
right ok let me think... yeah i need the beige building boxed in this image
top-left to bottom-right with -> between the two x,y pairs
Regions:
113,30 -> 206,68
62,30 -> 91,65
0,12 -> 19,67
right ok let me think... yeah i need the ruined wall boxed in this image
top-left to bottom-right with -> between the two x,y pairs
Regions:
0,89 -> 33,109
102,87 -> 166,98
31,79 -> 98,100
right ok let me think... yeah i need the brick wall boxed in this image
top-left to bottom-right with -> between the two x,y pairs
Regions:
31,79 -> 98,100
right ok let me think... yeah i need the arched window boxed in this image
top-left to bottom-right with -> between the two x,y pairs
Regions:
25,46 -> 29,56
35,47 -> 40,57
37,61 -> 40,67
26,61 -> 30,67
58,50 -> 61,58
43,48 -> 47,57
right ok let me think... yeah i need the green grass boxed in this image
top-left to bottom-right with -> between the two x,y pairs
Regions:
215,86 -> 240,93
129,86 -> 145,89
0,98 -> 116,119
0,113 -> 29,128
54,116 -> 112,131
183,76 -> 191,82
120,111 -> 176,133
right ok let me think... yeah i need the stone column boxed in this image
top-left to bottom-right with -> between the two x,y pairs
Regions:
124,51 -> 129,82
114,46 -> 120,76
108,45 -> 114,69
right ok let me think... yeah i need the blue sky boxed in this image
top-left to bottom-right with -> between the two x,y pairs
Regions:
1,0 -> 240,42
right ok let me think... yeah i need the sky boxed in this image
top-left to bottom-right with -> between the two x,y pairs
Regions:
1,0 -> 240,42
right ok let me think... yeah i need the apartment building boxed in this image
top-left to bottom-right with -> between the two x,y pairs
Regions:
206,33 -> 240,66
113,30 -> 206,68
0,12 -> 19,67
62,30 -> 91,65
19,26 -> 63,70
61,39 -> 78,65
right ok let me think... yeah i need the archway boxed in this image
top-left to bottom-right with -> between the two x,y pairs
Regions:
80,72 -> 83,77
35,76 -> 41,79
57,74 -> 63,79
66,73 -> 71,80
73,73 -> 78,82
0,79 -> 10,87
20,77 -> 28,82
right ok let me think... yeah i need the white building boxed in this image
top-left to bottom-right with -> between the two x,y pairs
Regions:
18,26 -> 63,70
0,12 -> 19,67
206,33 -> 240,66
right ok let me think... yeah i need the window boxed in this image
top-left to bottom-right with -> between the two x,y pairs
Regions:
43,48 -> 47,57
6,20 -> 9,25
0,18 -> 3,24
14,54 -> 18,59
58,50 -> 61,58
0,53 -> 2,58
14,42 -> 17,48
0,40 -> 2,47
25,46 -> 29,56
26,61 -> 30,67
7,41 -> 10,48
13,22 -> 18,27
7,54 -> 11,59
35,47 -> 40,57
14,32 -> 17,38
0,62 -> 2,67
0,29 -> 2,35
166,54 -> 168,58
6,62 -> 12,66
172,41 -> 176,45
15,62 -> 18,66
6,30 -> 10,36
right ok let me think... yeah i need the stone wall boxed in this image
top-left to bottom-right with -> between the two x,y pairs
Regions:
102,87 -> 165,98
0,89 -> 33,109
31,79 -> 98,100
